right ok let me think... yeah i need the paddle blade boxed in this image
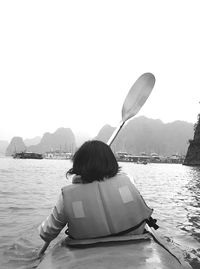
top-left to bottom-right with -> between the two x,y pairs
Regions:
122,73 -> 155,122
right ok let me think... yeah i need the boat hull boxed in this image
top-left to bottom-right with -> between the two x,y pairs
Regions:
13,152 -> 43,159
37,233 -> 191,269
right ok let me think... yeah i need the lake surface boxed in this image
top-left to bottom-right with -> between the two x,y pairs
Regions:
0,157 -> 200,268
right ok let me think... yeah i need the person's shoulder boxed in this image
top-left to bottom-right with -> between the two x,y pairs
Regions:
62,174 -> 86,190
116,171 -> 135,185
62,183 -> 77,193
116,171 -> 130,179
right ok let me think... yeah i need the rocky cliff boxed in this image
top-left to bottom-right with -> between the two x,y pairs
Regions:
28,127 -> 76,154
184,114 -> 200,165
6,137 -> 26,156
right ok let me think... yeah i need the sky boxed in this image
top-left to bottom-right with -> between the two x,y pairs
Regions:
0,0 -> 200,142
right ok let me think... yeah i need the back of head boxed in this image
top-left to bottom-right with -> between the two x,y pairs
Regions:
67,140 -> 119,183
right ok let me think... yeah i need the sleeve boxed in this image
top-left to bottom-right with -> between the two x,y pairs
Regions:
38,192 -> 67,242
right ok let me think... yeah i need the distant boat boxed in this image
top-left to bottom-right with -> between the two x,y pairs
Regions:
13,152 -> 43,159
142,160 -> 148,165
137,160 -> 148,165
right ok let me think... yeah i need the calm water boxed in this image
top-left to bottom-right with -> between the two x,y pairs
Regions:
0,157 -> 200,269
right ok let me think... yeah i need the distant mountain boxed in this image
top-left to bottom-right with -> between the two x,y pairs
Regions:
94,124 -> 115,143
28,127 -> 76,154
5,117 -> 194,157
6,137 -> 26,156
24,136 -> 41,147
95,116 -> 194,156
0,140 -> 9,155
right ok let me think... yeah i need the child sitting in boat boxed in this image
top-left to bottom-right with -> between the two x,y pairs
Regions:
38,140 -> 155,249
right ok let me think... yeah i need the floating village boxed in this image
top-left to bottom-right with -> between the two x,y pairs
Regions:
12,150 -> 185,164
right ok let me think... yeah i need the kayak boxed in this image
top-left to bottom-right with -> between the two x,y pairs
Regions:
37,231 -> 192,269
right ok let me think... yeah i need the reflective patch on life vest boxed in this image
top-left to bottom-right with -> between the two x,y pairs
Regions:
119,186 -> 134,203
72,201 -> 85,218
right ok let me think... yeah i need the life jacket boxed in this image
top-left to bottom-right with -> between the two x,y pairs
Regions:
62,173 -> 153,239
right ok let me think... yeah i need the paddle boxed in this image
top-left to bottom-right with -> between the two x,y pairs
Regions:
107,72 -> 155,146
105,75 -> 184,265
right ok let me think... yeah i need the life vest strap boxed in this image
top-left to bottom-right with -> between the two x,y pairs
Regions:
110,219 -> 147,237
65,218 -> 156,239
146,217 -> 159,230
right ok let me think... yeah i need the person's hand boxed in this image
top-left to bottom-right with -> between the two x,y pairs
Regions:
38,241 -> 50,258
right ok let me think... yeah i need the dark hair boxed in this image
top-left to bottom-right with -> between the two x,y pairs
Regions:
67,140 -> 119,183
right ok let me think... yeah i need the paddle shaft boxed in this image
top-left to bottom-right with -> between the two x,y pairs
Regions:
107,121 -> 125,146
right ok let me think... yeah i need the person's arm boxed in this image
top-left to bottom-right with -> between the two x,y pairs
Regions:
38,192 -> 67,244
